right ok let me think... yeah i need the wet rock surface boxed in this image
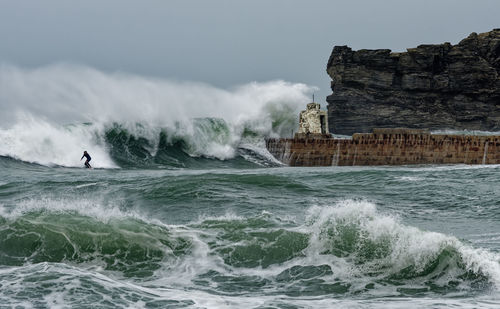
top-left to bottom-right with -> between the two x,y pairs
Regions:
326,29 -> 500,135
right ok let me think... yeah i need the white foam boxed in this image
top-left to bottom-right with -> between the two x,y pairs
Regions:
74,182 -> 100,189
403,164 -> 500,172
0,197 -> 144,224
0,115 -> 116,168
3,199 -> 500,306
0,63 -> 315,164
7,196 -> 499,292
304,200 -> 500,288
239,140 -> 285,166
122,200 -> 500,296
397,176 -> 422,181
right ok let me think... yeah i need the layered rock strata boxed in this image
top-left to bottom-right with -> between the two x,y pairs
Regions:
326,30 -> 500,135
266,129 -> 500,166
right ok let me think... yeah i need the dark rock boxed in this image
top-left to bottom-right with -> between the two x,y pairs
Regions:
326,30 -> 500,135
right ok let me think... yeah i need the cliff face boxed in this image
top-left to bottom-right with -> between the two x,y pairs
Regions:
326,29 -> 500,135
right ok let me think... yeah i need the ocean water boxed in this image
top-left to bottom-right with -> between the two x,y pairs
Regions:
1,65 -> 500,308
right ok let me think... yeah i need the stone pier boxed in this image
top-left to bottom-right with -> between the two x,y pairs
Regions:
265,128 -> 500,166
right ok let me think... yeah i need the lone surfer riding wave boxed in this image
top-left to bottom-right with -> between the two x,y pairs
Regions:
81,151 -> 92,168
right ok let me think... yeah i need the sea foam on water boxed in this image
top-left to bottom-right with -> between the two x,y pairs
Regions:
0,64 -> 314,167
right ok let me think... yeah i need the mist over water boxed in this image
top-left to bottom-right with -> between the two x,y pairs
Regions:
0,63 -> 313,126
0,64 -> 314,167
1,64 -> 500,308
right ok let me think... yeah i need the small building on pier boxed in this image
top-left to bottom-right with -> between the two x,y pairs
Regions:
295,102 -> 330,138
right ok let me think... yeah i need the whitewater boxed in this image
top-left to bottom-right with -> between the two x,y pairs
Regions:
1,64 -> 500,308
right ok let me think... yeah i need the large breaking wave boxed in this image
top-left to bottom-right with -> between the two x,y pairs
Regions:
0,63 -> 314,168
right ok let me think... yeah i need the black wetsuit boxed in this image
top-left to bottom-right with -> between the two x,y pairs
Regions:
81,153 -> 92,168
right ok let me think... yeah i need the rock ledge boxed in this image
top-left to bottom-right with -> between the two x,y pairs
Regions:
326,29 -> 500,134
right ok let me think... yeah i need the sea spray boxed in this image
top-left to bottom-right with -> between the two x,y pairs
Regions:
5,196 -> 498,292
0,63 -> 315,167
304,200 -> 498,293
1,166 -> 500,308
0,116 -> 116,168
2,63 -> 500,308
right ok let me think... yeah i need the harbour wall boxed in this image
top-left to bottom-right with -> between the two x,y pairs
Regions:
265,129 -> 500,166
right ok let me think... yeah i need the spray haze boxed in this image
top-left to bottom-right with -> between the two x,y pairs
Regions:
0,63 -> 315,167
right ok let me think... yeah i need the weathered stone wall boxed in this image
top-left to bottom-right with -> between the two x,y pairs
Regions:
266,131 -> 500,166
326,29 -> 500,135
298,103 -> 329,135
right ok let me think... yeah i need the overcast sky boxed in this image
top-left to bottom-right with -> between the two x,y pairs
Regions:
0,0 -> 499,103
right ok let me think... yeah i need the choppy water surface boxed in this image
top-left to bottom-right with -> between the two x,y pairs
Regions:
1,156 -> 500,308
1,64 -> 500,308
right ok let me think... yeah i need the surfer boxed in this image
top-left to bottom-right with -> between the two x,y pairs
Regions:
80,151 -> 92,168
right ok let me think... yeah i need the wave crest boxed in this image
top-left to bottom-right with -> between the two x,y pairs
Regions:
305,200 -> 500,290
0,64 -> 315,168
1,198 -> 499,296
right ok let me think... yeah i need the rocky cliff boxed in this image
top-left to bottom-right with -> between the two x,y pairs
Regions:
326,29 -> 500,135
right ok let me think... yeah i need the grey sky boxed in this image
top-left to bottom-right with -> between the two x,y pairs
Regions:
0,0 -> 499,103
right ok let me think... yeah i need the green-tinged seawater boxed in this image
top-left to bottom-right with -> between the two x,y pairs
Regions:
1,155 -> 500,308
